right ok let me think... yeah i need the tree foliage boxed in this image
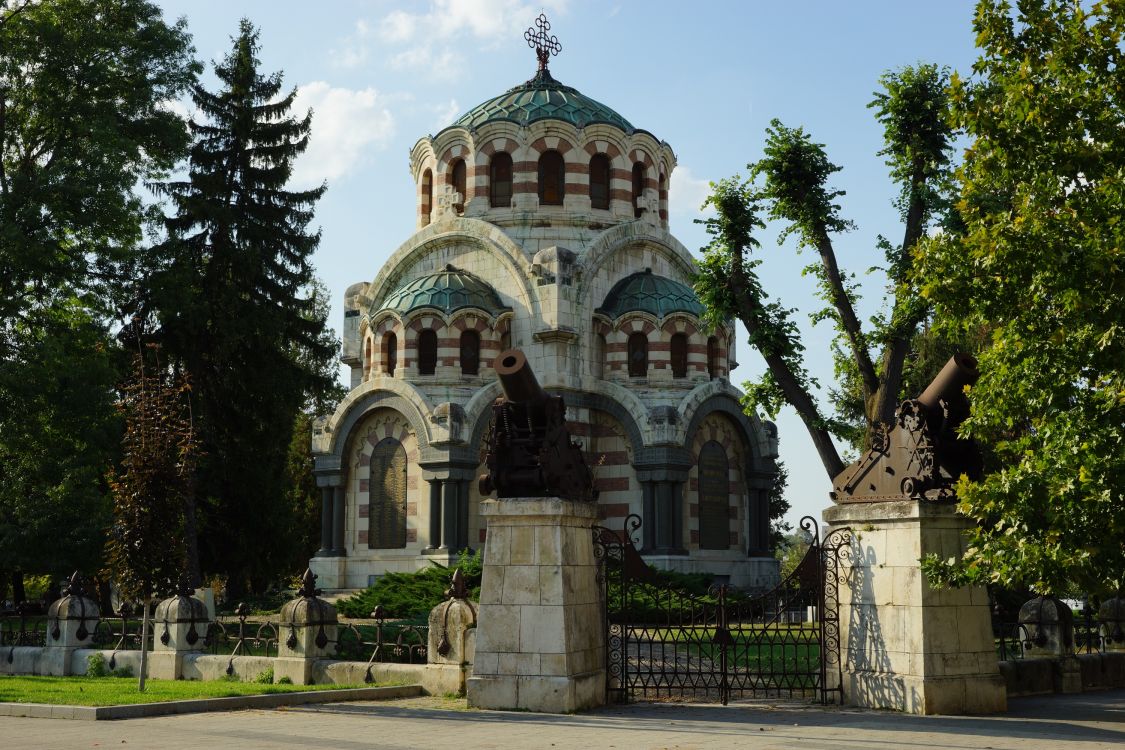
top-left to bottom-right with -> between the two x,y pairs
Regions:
0,0 -> 198,334
104,350 -> 197,601
151,20 -> 339,593
698,64 -> 956,478
918,0 -> 1125,595
0,0 -> 197,586
0,302 -> 120,581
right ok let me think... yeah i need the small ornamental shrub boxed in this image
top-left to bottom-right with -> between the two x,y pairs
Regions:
336,550 -> 481,619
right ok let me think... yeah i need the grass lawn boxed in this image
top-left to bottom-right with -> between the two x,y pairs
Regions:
0,675 -> 364,707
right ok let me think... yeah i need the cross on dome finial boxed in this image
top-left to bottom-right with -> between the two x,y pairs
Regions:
525,13 -> 561,72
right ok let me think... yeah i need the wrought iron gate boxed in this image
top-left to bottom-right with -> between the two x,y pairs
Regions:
594,515 -> 851,705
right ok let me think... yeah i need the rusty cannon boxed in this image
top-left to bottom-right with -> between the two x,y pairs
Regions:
478,349 -> 596,503
831,353 -> 984,503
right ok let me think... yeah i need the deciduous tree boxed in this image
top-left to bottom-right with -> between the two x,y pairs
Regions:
697,64 -> 955,478
919,0 -> 1125,595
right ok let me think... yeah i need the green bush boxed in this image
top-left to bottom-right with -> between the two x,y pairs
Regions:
85,653 -> 133,679
86,652 -> 109,678
336,550 -> 481,619
277,676 -> 292,684
254,667 -> 274,684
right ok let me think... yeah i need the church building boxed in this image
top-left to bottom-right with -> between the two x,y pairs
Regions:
310,18 -> 780,592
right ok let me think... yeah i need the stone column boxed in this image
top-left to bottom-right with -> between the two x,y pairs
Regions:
467,498 -> 605,713
317,486 -> 332,557
441,480 -> 459,552
641,481 -> 656,551
670,480 -> 684,554
310,472 -> 346,589
331,485 -> 346,556
457,479 -> 471,550
823,500 -> 1007,715
425,478 -> 443,553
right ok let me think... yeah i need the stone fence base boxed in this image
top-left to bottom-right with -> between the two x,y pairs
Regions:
0,647 -> 469,696
1001,653 -> 1125,697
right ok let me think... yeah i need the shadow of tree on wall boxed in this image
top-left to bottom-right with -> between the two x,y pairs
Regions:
844,540 -> 904,710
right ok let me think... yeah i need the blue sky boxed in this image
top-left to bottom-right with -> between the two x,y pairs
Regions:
153,0 -> 984,530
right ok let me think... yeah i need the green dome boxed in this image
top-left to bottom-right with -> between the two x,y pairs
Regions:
596,270 -> 705,320
454,70 -> 633,132
378,265 -> 510,317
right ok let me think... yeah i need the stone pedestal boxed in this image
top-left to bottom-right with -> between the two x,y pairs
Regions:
308,555 -> 346,591
148,582 -> 209,680
466,498 -> 605,713
42,573 -> 99,676
275,569 -> 338,685
823,500 -> 1007,715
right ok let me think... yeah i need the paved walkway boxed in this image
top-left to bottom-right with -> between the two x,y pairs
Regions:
1,691 -> 1122,749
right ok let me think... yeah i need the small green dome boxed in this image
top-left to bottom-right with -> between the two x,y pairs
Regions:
454,70 -> 633,132
378,265 -> 510,317
596,270 -> 705,320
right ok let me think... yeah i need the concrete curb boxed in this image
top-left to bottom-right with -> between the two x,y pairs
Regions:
0,684 -> 423,721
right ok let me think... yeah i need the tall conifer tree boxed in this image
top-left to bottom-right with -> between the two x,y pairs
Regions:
154,20 -> 336,593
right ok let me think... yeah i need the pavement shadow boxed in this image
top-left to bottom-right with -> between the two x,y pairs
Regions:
290,690 -> 1125,746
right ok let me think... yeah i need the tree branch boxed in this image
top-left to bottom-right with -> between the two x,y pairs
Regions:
814,232 -> 880,404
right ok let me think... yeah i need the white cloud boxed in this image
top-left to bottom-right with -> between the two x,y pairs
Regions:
669,166 -> 713,217
330,18 -> 376,69
432,99 -> 461,130
290,82 -> 395,189
378,0 -> 569,45
388,44 -> 463,82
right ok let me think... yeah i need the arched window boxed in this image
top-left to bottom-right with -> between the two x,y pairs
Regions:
589,154 -> 610,210
450,159 -> 466,213
698,441 -> 730,550
383,332 -> 397,377
538,150 -> 565,205
670,333 -> 688,378
364,338 -> 372,380
632,162 -> 646,218
628,332 -> 648,377
489,152 -> 512,208
418,329 -> 437,375
422,169 -> 433,224
460,330 -> 480,375
369,438 -> 407,549
707,336 -> 720,379
500,330 -> 512,352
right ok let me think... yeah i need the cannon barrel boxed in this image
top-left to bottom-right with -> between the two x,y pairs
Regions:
494,349 -> 545,403
917,353 -> 979,412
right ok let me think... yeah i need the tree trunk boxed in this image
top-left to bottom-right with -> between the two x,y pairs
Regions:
184,494 -> 201,588
761,351 -> 846,479
11,570 -> 24,604
138,596 -> 150,692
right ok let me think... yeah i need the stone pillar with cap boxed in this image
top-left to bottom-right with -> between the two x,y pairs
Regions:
275,569 -> 338,685
1018,595 -> 1082,693
426,569 -> 478,695
42,572 -> 99,676
147,575 -> 209,680
1099,595 -> 1125,652
466,497 -> 605,713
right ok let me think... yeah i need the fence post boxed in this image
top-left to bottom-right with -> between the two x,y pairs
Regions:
42,572 -> 99,676
426,569 -> 478,695
275,569 -> 337,685
148,575 -> 209,680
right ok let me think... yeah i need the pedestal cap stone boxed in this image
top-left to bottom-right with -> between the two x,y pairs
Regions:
1018,595 -> 1074,656
46,572 -> 99,645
